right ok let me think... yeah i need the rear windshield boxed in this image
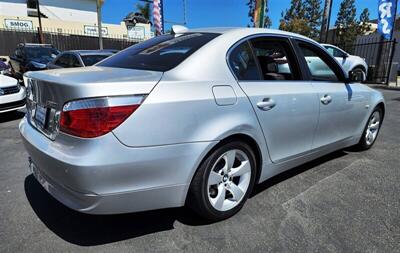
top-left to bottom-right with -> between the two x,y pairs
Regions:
97,33 -> 220,71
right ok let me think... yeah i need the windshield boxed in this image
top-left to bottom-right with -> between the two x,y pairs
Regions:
24,47 -> 59,59
97,33 -> 220,71
81,55 -> 111,66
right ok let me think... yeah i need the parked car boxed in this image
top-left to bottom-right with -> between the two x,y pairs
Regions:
0,74 -> 26,113
9,43 -> 60,80
21,27 -> 385,221
322,44 -> 368,80
47,50 -> 115,69
123,12 -> 152,26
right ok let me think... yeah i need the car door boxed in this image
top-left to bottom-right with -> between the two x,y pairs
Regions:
295,40 -> 367,148
229,36 -> 319,163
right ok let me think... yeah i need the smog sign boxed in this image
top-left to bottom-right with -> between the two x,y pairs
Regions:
5,19 -> 33,30
84,25 -> 108,36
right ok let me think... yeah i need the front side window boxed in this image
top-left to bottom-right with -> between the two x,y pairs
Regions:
250,38 -> 300,81
98,33 -> 220,71
297,42 -> 342,82
228,42 -> 260,81
325,46 -> 347,58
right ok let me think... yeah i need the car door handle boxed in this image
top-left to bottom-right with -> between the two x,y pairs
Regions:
320,94 -> 332,105
257,98 -> 276,111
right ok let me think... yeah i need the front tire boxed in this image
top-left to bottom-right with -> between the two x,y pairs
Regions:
187,141 -> 257,221
355,107 -> 383,150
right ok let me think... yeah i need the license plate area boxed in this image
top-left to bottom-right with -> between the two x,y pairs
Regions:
34,104 -> 47,128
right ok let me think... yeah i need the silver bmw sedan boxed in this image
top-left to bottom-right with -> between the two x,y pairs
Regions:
20,27 -> 385,221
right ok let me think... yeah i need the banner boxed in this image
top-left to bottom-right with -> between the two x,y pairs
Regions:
253,0 -> 265,28
378,0 -> 396,39
153,0 -> 164,35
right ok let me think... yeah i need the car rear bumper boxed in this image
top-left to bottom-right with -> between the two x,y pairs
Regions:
20,117 -> 216,214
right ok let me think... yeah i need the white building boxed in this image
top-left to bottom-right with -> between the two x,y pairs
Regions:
0,0 -> 98,23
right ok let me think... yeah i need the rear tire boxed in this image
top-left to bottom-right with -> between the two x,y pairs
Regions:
187,141 -> 256,221
354,107 -> 383,150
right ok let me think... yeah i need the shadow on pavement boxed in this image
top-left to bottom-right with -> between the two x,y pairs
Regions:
0,111 -> 25,124
24,175 -> 209,246
24,150 -> 348,246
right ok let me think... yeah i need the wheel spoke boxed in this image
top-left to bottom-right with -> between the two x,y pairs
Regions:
229,160 -> 251,177
212,184 -> 226,210
208,171 -> 222,186
369,121 -> 379,130
224,150 -> 236,172
367,130 -> 373,141
228,183 -> 244,201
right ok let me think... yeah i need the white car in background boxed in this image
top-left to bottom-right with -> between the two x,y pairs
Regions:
322,44 -> 368,80
0,74 -> 26,113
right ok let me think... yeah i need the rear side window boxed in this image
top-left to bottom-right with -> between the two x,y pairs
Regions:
98,33 -> 220,71
228,42 -> 261,80
250,37 -> 301,81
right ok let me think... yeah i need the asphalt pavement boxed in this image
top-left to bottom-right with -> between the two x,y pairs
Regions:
0,88 -> 399,252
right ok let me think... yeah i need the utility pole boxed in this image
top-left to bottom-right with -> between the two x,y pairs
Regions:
97,0 -> 104,49
36,0 -> 44,43
320,0 -> 333,43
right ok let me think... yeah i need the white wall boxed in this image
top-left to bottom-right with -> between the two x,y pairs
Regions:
0,0 -> 28,17
0,0 -> 97,23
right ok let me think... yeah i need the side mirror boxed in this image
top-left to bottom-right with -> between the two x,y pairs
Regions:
0,57 -> 7,62
348,70 -> 366,83
342,53 -> 349,59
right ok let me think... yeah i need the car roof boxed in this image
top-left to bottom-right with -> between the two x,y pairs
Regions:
61,50 -> 114,56
184,27 -> 312,40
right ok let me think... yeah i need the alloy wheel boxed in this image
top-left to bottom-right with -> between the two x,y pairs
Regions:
365,111 -> 380,146
207,149 -> 252,212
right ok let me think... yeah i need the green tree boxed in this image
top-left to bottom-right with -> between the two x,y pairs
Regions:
135,2 -> 151,20
304,0 -> 323,40
279,0 -> 310,36
357,8 -> 372,35
334,0 -> 358,45
247,0 -> 272,28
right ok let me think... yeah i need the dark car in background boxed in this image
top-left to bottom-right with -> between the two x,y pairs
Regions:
0,57 -> 11,75
47,50 -> 115,69
9,43 -> 60,80
123,12 -> 152,26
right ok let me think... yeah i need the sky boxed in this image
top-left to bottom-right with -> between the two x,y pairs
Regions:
102,0 -> 389,30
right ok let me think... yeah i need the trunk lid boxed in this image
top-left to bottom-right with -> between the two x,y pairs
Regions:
24,66 -> 162,140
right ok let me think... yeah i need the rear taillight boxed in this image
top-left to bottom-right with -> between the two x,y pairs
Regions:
60,96 -> 145,138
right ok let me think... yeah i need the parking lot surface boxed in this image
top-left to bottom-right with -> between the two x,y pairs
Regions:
0,88 -> 399,252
